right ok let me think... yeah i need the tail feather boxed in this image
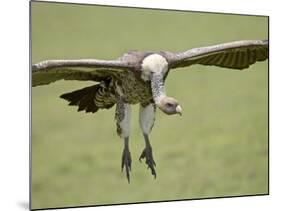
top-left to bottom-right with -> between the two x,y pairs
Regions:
60,84 -> 115,114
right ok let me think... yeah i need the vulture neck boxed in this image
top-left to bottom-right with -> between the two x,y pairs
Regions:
140,53 -> 169,107
151,73 -> 167,106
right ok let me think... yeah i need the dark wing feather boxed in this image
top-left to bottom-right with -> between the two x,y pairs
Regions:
166,40 -> 268,70
60,85 -> 100,113
32,59 -> 134,87
60,84 -> 115,113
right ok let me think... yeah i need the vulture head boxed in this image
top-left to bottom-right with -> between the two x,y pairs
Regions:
158,96 -> 182,116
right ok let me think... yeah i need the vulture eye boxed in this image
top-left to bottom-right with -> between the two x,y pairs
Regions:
166,103 -> 173,107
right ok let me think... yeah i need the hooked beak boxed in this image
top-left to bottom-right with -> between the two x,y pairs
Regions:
176,105 -> 182,116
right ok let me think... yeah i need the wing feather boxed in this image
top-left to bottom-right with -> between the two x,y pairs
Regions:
32,59 -> 134,87
167,40 -> 268,70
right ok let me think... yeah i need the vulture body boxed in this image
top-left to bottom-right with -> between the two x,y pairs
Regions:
32,40 -> 269,182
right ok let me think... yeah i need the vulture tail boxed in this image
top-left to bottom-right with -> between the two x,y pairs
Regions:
60,82 -> 115,114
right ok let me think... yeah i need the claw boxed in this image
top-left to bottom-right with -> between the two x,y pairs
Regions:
139,146 -> 157,178
139,150 -> 145,162
121,147 -> 132,183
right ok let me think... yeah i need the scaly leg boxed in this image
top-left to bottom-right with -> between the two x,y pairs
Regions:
139,103 -> 157,178
115,99 -> 132,183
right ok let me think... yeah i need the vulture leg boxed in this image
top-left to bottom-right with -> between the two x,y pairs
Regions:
115,99 -> 132,183
139,103 -> 157,178
121,137 -> 131,183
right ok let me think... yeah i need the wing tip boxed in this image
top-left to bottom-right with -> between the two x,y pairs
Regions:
32,64 -> 40,72
261,39 -> 269,46
32,64 -> 36,71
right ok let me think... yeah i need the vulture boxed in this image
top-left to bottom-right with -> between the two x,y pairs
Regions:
32,39 -> 269,182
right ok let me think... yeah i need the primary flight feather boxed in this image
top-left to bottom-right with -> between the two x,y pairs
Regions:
32,39 -> 269,182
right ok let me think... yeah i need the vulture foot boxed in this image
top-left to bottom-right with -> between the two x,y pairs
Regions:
121,146 -> 132,183
139,146 -> 156,178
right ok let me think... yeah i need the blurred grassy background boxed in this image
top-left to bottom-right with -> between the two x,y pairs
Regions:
31,2 -> 268,210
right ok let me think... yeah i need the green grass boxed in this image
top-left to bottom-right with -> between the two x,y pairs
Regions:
31,2 -> 268,209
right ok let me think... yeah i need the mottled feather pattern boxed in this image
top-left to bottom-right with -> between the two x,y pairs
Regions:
116,71 -> 153,104
115,97 -> 126,137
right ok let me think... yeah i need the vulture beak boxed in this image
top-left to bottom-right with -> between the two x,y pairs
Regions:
176,105 -> 182,116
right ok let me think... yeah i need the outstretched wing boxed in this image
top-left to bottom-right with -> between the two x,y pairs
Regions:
166,40 -> 268,70
32,59 -> 134,87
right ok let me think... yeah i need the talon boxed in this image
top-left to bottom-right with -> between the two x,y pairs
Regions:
139,146 -> 157,178
139,150 -> 145,162
121,147 -> 132,183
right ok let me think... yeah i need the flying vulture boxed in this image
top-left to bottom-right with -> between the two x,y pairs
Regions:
32,39 -> 269,182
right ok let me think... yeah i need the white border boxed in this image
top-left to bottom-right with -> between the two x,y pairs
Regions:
1,0 -> 280,211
